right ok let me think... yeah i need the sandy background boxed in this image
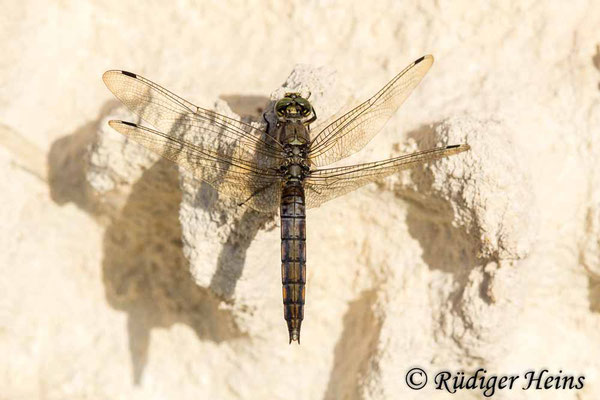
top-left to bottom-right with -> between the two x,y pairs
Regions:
1,1 -> 600,399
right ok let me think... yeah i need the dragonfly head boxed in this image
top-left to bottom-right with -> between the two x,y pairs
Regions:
275,93 -> 313,121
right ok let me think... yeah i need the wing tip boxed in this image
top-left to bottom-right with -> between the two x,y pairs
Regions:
415,54 -> 434,65
446,143 -> 470,153
108,120 -> 137,128
121,70 -> 137,78
102,69 -> 137,84
102,70 -> 112,84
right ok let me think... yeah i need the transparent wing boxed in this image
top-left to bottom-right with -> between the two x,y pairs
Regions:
308,55 -> 434,167
109,120 -> 282,212
304,144 -> 469,208
102,70 -> 284,169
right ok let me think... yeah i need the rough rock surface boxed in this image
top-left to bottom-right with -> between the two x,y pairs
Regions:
1,2 -> 600,399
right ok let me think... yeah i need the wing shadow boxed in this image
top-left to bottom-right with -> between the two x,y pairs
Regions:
402,124 -> 492,313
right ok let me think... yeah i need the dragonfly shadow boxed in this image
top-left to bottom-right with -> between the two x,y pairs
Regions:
209,207 -> 274,299
402,125 -> 491,308
593,44 -> 600,90
206,94 -> 276,300
405,207 -> 484,307
323,289 -> 382,400
589,277 -> 600,313
587,47 -> 600,312
185,181 -> 274,302
102,160 -> 244,384
404,127 -> 481,262
47,105 -> 245,385
219,94 -> 270,119
47,101 -> 117,214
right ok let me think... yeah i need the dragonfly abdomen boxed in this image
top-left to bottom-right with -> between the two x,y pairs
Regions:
280,180 -> 306,344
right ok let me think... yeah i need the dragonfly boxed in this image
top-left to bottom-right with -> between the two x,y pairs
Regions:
102,54 -> 470,344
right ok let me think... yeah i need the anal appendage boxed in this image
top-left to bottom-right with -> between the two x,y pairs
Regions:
288,327 -> 301,344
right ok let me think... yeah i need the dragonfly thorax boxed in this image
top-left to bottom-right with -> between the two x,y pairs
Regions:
276,120 -> 311,147
275,119 -> 310,182
281,147 -> 309,179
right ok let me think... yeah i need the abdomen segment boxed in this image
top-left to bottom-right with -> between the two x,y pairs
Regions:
280,181 -> 306,344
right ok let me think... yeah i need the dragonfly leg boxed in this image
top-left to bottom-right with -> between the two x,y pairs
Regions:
263,111 -> 271,134
305,106 -> 317,129
238,182 -> 276,207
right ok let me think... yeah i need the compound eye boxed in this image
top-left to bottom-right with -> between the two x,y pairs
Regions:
275,98 -> 293,116
294,98 -> 311,116
295,98 -> 309,108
